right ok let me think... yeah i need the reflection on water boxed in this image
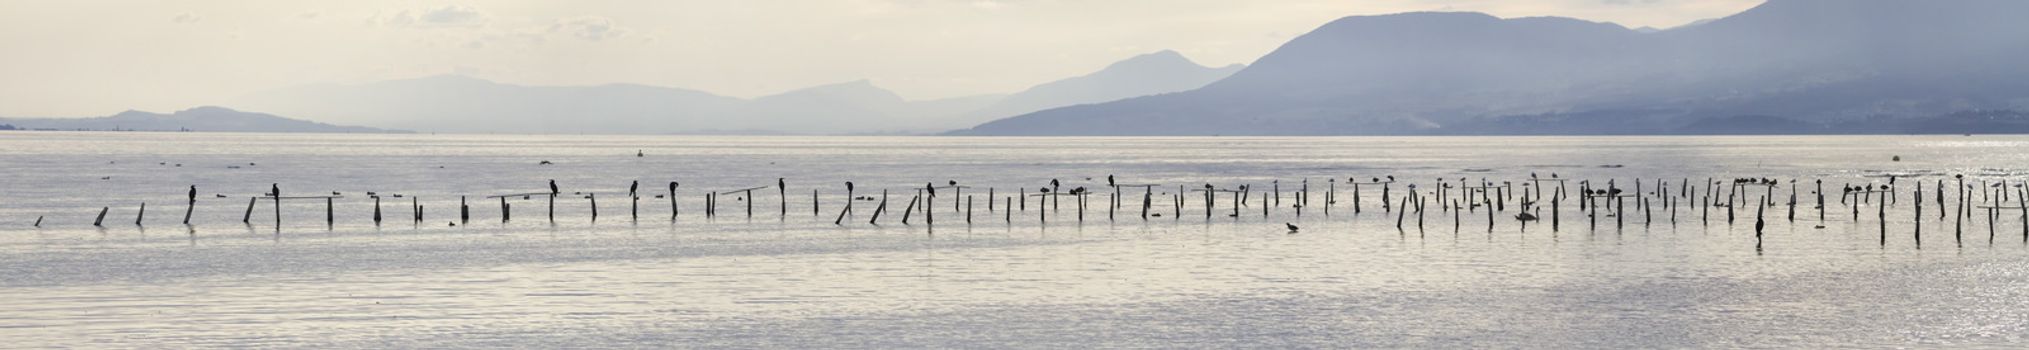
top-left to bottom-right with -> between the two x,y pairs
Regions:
3,133 -> 2029,347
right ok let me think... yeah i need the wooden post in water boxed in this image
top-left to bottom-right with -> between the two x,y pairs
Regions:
184,185 -> 196,225
1325,179 -> 1334,216
630,181 -> 640,223
373,196 -> 383,226
1915,184 -> 1923,249
1051,179 -> 1061,212
1383,181 -> 1393,213
778,178 -> 786,220
669,182 -> 679,221
1395,195 -> 1406,232
460,196 -> 469,225
590,193 -> 599,222
271,184 -> 281,228
413,197 -> 422,223
34,216 -> 43,227
243,197 -> 256,224
1353,179 -> 1362,214
967,195 -> 974,225
870,189 -> 888,224
500,197 -> 510,223
1956,176 -> 1964,247
327,197 -> 334,228
1755,196 -> 1766,251
834,182 -> 855,225
1142,188 -> 1153,220
1551,192 -> 1560,232
813,189 -> 819,216
901,194 -> 919,225
136,202 -> 145,226
94,207 -> 108,227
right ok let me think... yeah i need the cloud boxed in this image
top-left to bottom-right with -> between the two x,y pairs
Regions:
380,5 -> 487,28
419,5 -> 484,25
172,12 -> 201,24
548,16 -> 627,41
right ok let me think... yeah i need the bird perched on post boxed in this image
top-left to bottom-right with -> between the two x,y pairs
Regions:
629,181 -> 639,198
549,180 -> 559,195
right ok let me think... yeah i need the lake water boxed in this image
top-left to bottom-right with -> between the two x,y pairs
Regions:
4,132 -> 2029,348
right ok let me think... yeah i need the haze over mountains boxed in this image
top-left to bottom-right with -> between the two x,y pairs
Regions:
957,0 -> 2029,135
234,50 -> 1240,135
0,107 -> 393,133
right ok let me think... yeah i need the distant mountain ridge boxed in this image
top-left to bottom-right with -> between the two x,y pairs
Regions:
234,50 -> 1242,135
0,106 -> 397,133
955,0 -> 2029,135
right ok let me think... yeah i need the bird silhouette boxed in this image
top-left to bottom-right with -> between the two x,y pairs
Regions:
1516,212 -> 1540,221
1285,223 -> 1300,234
549,180 -> 559,195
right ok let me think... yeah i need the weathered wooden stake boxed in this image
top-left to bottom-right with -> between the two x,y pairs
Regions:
136,202 -> 146,226
374,197 -> 383,225
870,189 -> 889,225
184,185 -> 196,225
1755,196 -> 1766,251
94,207 -> 108,227
242,197 -> 256,223
901,195 -> 919,224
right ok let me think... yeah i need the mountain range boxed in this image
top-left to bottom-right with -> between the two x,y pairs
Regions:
955,0 -> 2029,135
0,106 -> 395,133
233,50 -> 1240,134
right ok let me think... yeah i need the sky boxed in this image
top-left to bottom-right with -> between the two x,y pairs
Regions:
0,0 -> 1761,117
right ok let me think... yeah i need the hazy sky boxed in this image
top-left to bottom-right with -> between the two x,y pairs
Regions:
0,0 -> 1760,117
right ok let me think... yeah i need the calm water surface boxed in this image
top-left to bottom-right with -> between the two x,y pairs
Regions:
3,132 -> 2029,348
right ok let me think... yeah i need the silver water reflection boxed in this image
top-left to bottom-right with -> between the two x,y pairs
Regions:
3,133 -> 2029,348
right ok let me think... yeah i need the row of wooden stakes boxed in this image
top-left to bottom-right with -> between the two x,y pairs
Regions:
32,175 -> 2029,248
